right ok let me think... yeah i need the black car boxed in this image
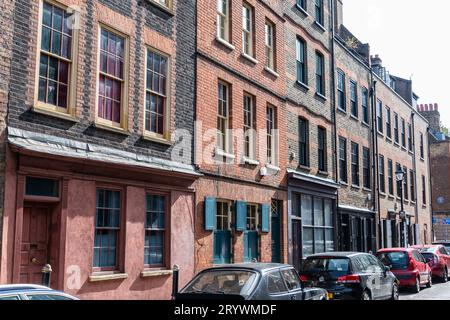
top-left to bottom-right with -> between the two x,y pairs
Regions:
176,263 -> 328,300
299,252 -> 399,300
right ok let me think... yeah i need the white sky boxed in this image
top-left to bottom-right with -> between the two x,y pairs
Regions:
342,0 -> 450,128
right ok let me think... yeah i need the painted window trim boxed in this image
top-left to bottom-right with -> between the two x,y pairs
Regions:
92,186 -> 126,273
264,19 -> 276,72
147,0 -> 174,14
243,92 -> 257,160
143,47 -> 172,142
242,2 -> 254,58
95,23 -> 130,132
144,191 -> 171,269
34,0 -> 79,119
216,0 -> 231,44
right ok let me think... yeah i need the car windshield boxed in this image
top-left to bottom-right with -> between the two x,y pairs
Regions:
301,258 -> 350,279
181,270 -> 258,297
377,252 -> 409,270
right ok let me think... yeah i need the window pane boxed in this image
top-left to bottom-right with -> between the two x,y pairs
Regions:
41,27 -> 51,52
326,229 -> 335,252
324,199 -> 333,227
303,228 -> 314,256
301,194 -> 313,226
315,230 -> 325,253
314,197 -> 324,227
25,177 -> 59,197
43,2 -> 52,27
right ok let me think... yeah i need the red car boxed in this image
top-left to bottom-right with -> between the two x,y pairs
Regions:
414,245 -> 450,282
376,248 -> 432,293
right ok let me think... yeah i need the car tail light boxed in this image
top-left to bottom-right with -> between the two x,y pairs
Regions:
337,274 -> 360,284
299,275 -> 309,282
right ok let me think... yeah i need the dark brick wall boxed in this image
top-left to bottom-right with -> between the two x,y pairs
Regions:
0,0 -> 14,261
7,0 -> 196,165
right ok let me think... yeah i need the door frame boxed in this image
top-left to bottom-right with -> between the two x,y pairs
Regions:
12,174 -> 69,290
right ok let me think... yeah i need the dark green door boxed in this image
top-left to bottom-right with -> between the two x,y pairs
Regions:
271,200 -> 281,263
214,230 -> 231,264
244,231 -> 258,262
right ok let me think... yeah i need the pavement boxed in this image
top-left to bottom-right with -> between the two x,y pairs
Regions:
400,280 -> 450,300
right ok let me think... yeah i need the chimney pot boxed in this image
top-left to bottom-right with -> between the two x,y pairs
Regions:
435,103 -> 439,111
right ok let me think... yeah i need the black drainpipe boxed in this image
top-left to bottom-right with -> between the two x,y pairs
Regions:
411,112 -> 419,244
370,75 -> 381,249
330,0 -> 340,250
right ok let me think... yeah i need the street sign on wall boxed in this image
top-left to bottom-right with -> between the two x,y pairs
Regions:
443,219 -> 450,225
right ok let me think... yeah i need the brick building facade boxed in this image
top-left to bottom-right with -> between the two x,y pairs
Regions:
0,0 -> 197,299
419,104 -> 450,241
194,0 -> 288,272
0,0 -> 435,300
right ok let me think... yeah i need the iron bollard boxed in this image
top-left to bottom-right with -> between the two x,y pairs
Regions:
42,264 -> 52,288
171,264 -> 180,300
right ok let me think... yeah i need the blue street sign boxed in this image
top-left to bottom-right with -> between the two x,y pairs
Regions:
443,219 -> 450,225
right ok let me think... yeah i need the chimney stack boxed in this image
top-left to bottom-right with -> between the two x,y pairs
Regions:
371,54 -> 383,68
418,102 -> 442,133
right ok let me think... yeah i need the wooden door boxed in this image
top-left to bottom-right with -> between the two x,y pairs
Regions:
19,205 -> 51,284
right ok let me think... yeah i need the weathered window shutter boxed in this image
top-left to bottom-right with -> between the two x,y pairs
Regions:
261,204 -> 270,233
236,201 -> 247,232
204,197 -> 217,231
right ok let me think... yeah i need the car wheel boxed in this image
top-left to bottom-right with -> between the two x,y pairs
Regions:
443,268 -> 448,283
390,283 -> 399,300
426,273 -> 432,288
412,277 -> 420,293
361,290 -> 371,301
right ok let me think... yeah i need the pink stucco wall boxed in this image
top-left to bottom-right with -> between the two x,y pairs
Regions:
63,179 -> 195,300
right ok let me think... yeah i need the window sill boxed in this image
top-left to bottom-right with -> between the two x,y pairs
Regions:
340,181 -> 349,187
215,147 -> 235,160
420,157 -> 425,162
422,204 -> 427,209
363,187 -> 372,192
401,146 -> 407,152
89,272 -> 128,282
314,21 -> 326,32
379,192 -> 387,197
146,0 -> 174,15
241,52 -> 258,64
140,269 -> 173,278
266,164 -> 281,172
362,121 -> 370,128
351,184 -> 361,190
394,142 -> 400,148
350,115 -> 359,122
337,108 -> 347,115
264,67 -> 279,78
318,170 -> 329,177
388,194 -> 395,200
296,81 -> 310,91
93,122 -> 130,136
142,133 -> 172,146
215,37 -> 235,50
242,156 -> 259,166
386,137 -> 393,143
377,131 -> 384,138
33,106 -> 78,122
296,4 -> 309,16
298,164 -> 311,172
315,92 -> 327,101
408,150 -> 414,155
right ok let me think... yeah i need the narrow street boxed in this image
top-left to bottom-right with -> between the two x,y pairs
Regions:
400,281 -> 450,300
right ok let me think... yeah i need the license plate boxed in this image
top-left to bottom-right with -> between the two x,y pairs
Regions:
327,292 -> 334,300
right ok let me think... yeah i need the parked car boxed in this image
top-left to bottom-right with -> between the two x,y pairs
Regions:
376,248 -> 432,293
414,245 -> 450,282
433,241 -> 450,255
175,263 -> 328,300
299,252 -> 399,300
0,284 -> 79,300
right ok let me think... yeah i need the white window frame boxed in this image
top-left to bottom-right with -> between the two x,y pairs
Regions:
242,3 -> 253,57
265,21 -> 275,71
217,0 -> 230,42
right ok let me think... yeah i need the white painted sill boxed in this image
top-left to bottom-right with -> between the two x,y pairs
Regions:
89,272 -> 128,282
241,52 -> 258,64
215,147 -> 236,160
266,164 -> 281,172
215,37 -> 235,50
264,66 -> 280,78
242,156 -> 259,166
140,269 -> 173,278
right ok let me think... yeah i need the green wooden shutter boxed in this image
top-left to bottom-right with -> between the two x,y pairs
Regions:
261,204 -> 270,233
204,197 -> 217,231
236,201 -> 247,232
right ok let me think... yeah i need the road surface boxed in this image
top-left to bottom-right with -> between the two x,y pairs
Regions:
400,280 -> 450,300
